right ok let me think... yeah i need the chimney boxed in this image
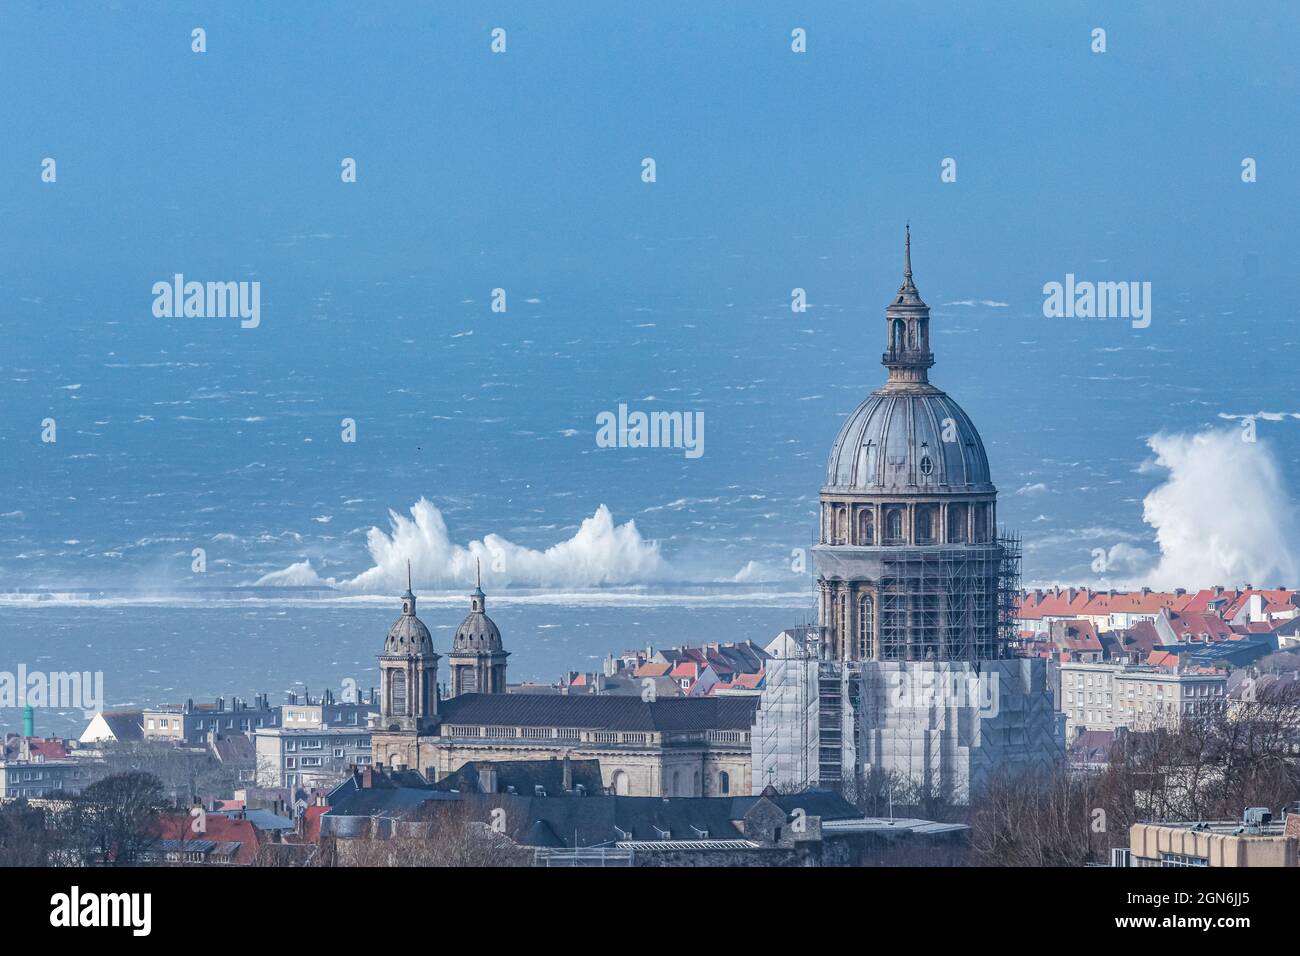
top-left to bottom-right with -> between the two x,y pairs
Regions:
361,766 -> 373,789
1141,587 -> 1151,595
216,696 -> 224,711
1175,588 -> 1186,596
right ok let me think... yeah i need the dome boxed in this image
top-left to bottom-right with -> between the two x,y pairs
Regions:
453,587 -> 503,653
825,386 -> 993,493
384,588 -> 435,655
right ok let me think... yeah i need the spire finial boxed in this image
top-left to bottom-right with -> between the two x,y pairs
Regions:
904,223 -> 912,281
476,557 -> 481,589
407,559 -> 412,592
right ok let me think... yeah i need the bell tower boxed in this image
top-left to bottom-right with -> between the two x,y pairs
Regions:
377,563 -> 440,734
448,561 -> 510,696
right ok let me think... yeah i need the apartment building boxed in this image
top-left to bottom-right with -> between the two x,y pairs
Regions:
1059,660 -> 1225,740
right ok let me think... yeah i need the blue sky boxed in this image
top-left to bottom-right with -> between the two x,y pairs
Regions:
1,2 -> 1298,593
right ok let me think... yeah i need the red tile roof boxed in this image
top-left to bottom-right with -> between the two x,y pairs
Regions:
152,814 -> 262,865
3,736 -> 69,761
1049,619 -> 1103,655
1164,611 -> 1234,642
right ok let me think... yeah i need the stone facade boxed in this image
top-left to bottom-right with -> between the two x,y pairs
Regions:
371,704 -> 753,798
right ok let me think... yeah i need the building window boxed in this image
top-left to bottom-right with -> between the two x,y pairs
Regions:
915,506 -> 935,544
947,504 -> 967,543
391,670 -> 407,717
885,508 -> 904,544
719,771 -> 730,795
857,509 -> 874,545
857,595 -> 875,659
611,770 -> 629,796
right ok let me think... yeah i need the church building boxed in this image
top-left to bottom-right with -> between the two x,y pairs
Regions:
753,228 -> 1062,801
367,576 -> 754,797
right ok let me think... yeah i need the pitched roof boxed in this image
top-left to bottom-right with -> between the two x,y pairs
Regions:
436,693 -> 758,734
1164,611 -> 1234,642
3,736 -> 68,761
1049,619 -> 1102,654
151,814 -> 262,865
431,758 -> 605,795
86,709 -> 144,742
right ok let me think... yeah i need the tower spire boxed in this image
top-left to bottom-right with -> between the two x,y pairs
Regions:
476,557 -> 481,589
883,224 -> 933,386
899,223 -> 917,294
401,559 -> 416,615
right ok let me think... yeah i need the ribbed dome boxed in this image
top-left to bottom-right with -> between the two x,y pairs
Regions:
825,386 -> 992,493
454,587 -> 503,653
385,588 -> 435,655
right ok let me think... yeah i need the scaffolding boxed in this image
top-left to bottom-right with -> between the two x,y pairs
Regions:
752,630 -> 823,792
996,530 -> 1022,653
755,533 -> 1030,796
871,543 -> 1002,662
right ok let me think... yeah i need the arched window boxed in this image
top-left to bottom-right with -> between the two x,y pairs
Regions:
885,508 -> 904,544
892,319 -> 906,352
671,771 -> 681,797
947,504 -> 967,543
719,771 -> 730,795
916,506 -> 934,544
611,769 -> 629,796
390,670 -> 407,717
835,507 -> 848,545
857,595 -> 875,659
857,509 -> 874,545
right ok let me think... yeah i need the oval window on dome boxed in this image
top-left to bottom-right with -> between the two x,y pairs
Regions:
919,455 -> 934,477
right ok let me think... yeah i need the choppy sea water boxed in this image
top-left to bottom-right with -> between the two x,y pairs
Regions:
0,591 -> 810,738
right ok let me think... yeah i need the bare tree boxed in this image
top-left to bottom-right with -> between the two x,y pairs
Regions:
65,771 -> 166,865
322,802 -> 528,867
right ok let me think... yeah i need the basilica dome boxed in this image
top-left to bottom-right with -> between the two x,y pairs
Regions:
823,226 -> 994,496
825,387 -> 992,493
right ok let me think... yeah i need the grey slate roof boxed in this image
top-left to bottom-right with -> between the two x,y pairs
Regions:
437,693 -> 757,733
431,758 -> 605,795
455,793 -> 750,847
727,788 -> 860,822
100,709 -> 144,741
